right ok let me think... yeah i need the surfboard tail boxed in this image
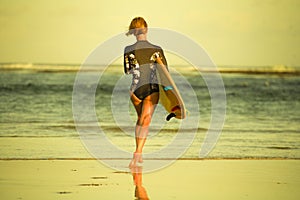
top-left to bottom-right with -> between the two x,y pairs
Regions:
152,52 -> 186,121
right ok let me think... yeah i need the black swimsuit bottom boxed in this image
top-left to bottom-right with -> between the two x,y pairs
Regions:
134,83 -> 159,100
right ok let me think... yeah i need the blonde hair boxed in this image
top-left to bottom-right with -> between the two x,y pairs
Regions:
126,17 -> 148,36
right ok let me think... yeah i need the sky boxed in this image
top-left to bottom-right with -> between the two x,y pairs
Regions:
0,0 -> 299,66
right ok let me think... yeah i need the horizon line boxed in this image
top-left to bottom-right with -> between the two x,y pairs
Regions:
0,62 -> 299,68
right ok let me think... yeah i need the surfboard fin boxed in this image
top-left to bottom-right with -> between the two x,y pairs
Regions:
166,113 -> 176,121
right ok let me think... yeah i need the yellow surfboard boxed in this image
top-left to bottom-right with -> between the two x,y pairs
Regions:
151,52 -> 186,121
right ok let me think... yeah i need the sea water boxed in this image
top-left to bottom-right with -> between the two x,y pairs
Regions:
0,64 -> 299,159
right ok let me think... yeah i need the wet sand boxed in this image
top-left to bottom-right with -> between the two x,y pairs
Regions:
0,159 -> 299,200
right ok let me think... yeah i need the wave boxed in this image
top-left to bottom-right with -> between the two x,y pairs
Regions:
208,65 -> 300,75
0,63 -> 102,72
1,63 -> 300,75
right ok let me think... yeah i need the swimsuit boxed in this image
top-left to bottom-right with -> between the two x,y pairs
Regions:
124,41 -> 168,100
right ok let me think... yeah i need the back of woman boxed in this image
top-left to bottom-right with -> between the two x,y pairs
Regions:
123,17 -> 168,168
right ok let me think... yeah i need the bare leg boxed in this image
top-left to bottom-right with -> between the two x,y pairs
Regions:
130,92 -> 159,167
130,92 -> 142,151
135,93 -> 158,152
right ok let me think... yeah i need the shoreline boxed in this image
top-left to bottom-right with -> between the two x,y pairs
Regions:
0,157 -> 299,160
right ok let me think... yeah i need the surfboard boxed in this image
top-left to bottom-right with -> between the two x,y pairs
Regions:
151,52 -> 186,121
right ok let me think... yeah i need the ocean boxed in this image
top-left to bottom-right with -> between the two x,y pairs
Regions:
0,64 -> 299,159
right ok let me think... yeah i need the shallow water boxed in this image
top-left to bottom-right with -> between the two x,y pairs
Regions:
0,65 -> 299,159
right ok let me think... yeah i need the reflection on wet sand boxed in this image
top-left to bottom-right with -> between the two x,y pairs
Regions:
131,166 -> 149,200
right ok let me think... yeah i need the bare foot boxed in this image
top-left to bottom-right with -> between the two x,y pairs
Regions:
129,152 -> 143,168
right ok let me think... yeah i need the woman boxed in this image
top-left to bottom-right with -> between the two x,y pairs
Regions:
124,17 -> 168,167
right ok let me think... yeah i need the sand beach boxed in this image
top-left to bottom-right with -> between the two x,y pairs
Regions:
0,159 -> 299,200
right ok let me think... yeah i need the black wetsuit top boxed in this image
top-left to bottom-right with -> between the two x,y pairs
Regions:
124,40 -> 168,100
